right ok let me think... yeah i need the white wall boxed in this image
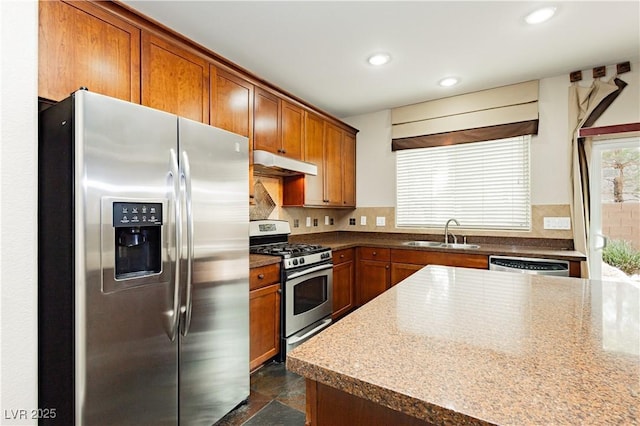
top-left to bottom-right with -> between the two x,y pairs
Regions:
0,1 -> 38,423
345,63 -> 640,207
343,110 -> 395,207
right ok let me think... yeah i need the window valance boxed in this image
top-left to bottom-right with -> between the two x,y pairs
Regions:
391,80 -> 539,151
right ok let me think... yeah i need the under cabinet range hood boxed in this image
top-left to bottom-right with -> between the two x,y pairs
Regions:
253,150 -> 318,176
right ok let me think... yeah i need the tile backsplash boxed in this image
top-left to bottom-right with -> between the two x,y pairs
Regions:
251,175 -> 573,239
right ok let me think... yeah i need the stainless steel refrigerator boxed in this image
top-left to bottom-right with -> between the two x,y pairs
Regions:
38,90 -> 249,425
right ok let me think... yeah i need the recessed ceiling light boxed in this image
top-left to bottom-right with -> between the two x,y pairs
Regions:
525,6 -> 556,25
439,77 -> 459,87
367,53 -> 391,66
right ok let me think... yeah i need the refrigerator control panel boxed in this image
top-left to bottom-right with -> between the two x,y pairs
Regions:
113,202 -> 163,227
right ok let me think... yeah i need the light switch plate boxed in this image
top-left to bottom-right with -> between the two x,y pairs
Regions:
324,215 -> 330,225
360,216 -> 367,226
306,217 -> 311,227
376,216 -> 386,226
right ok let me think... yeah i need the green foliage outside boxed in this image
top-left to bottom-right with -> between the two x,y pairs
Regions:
602,239 -> 640,276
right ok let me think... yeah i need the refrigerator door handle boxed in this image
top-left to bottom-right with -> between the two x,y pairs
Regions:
167,148 -> 182,341
180,150 -> 194,337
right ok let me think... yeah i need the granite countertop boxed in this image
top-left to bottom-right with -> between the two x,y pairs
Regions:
249,253 -> 281,268
287,266 -> 639,425
289,232 -> 587,261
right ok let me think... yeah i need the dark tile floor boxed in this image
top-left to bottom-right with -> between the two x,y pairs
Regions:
215,361 -> 306,426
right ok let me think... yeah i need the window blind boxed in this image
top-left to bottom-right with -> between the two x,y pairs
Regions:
396,136 -> 531,230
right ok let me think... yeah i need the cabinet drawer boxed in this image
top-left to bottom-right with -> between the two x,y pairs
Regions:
250,263 -> 280,290
333,248 -> 354,264
358,247 -> 390,262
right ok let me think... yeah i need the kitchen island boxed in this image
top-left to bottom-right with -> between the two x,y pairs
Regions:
286,266 -> 639,425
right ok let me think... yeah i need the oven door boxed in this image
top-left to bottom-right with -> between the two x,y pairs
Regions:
284,263 -> 333,337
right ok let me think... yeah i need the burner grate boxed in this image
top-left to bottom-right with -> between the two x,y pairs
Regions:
250,243 -> 325,256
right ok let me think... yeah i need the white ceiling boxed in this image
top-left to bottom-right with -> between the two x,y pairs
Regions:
121,1 -> 640,118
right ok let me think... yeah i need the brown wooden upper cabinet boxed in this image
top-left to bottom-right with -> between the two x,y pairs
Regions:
210,66 -> 253,141
253,87 -> 281,156
38,0 -> 358,206
253,88 -> 304,160
342,132 -> 357,207
297,111 -> 325,206
141,33 -> 209,123
210,66 -> 255,200
38,0 -> 140,102
280,101 -> 305,160
283,117 -> 356,208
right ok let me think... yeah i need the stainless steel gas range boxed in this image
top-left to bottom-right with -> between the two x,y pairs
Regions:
249,220 -> 333,360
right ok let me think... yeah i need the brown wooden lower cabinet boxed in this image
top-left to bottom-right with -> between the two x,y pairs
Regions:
357,247 -> 491,306
305,379 -> 431,426
332,249 -> 355,320
357,259 -> 389,305
249,263 -> 281,371
390,262 -> 424,286
356,247 -> 391,306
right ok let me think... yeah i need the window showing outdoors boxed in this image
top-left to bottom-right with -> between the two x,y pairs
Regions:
396,136 -> 531,230
598,143 -> 640,281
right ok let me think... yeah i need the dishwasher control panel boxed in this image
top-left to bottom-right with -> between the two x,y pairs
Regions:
489,255 -> 570,276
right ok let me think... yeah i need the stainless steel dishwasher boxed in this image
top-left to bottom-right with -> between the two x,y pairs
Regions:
489,255 -> 570,276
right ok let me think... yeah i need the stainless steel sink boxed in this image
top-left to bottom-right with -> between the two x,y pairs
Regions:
404,241 -> 480,249
439,243 -> 480,249
404,241 -> 444,247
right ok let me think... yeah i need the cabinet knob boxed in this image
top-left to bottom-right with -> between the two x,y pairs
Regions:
340,254 -> 345,259
385,265 -> 390,269
258,274 -> 264,279
372,251 -> 377,256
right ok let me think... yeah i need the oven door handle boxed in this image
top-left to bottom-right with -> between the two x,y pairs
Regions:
287,318 -> 332,345
287,263 -> 333,280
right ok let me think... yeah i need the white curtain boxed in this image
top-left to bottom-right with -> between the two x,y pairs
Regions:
568,78 -> 620,278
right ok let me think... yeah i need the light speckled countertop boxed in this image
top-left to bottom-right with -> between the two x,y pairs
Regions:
287,266 -> 639,425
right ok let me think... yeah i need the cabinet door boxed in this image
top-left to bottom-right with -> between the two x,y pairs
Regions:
332,250 -> 355,320
324,122 -> 343,206
39,0 -> 140,102
342,132 -> 357,207
390,263 -> 424,286
141,33 -> 209,123
210,66 -> 255,200
357,260 -> 389,306
210,66 -> 253,139
280,101 -> 304,160
254,87 -> 280,154
249,283 -> 280,371
302,111 -> 326,205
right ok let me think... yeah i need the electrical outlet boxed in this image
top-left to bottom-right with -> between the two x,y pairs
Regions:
543,217 -> 571,230
306,217 -> 311,227
293,219 -> 299,228
376,216 -> 386,227
349,218 -> 356,226
360,216 -> 367,226
313,218 -> 318,227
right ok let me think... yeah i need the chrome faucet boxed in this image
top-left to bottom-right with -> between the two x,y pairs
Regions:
444,218 -> 460,244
